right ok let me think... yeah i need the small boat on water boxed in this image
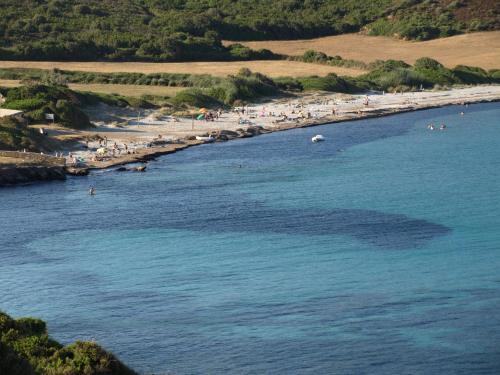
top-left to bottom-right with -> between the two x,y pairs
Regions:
312,135 -> 325,143
195,136 -> 215,143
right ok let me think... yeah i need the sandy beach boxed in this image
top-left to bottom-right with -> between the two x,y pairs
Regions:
48,85 -> 500,170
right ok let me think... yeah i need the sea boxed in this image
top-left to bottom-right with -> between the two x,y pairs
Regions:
1,102 -> 499,374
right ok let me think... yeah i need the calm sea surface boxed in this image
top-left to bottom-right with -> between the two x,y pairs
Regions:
1,103 -> 500,374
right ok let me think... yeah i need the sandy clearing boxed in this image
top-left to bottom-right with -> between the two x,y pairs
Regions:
225,31 -> 500,70
0,60 -> 365,78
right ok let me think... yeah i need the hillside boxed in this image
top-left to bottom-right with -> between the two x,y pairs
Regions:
0,0 -> 498,62
0,311 -> 137,375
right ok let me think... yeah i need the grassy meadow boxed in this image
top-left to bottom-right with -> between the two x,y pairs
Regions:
0,60 -> 366,78
0,80 -> 183,98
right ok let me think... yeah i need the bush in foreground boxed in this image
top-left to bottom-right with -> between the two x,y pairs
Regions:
0,311 -> 138,375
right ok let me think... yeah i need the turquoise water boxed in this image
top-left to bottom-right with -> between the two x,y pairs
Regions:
1,103 -> 500,374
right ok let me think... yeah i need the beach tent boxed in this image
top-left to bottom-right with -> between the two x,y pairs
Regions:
96,148 -> 108,155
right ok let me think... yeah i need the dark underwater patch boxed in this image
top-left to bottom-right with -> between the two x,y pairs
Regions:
163,205 -> 451,250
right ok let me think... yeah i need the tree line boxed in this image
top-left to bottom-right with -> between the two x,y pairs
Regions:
0,0 -> 498,61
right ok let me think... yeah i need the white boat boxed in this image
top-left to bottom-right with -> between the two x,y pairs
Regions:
195,136 -> 215,143
312,135 -> 325,142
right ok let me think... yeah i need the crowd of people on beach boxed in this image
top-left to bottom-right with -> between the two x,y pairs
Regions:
54,92 -> 477,169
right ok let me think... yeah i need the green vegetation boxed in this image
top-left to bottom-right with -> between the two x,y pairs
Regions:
0,55 -> 498,138
170,69 -> 281,109
290,52 -> 500,91
171,89 -> 223,108
365,0 -> 499,40
0,310 -> 137,375
2,55 -> 499,117
0,84 -> 158,129
291,50 -> 370,70
0,57 -> 497,152
274,73 -> 357,93
2,85 -> 93,129
0,116 -> 47,151
0,68 -> 226,89
355,57 -> 500,91
0,0 -> 497,61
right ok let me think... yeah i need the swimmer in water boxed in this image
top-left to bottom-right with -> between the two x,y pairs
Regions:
89,187 -> 96,195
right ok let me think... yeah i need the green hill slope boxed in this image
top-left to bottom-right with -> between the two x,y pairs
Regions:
0,311 -> 138,375
0,0 -> 498,61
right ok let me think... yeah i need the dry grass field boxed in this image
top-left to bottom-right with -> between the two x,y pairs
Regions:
68,83 -> 184,97
0,80 -> 183,97
0,60 -> 365,78
226,31 -> 500,70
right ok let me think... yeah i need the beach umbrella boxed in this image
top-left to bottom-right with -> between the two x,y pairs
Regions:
96,147 -> 108,155
196,114 -> 205,120
199,108 -> 208,113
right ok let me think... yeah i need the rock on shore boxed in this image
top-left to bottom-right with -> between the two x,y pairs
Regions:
0,166 -> 66,186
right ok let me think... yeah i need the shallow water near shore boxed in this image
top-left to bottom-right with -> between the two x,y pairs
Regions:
1,103 -> 500,374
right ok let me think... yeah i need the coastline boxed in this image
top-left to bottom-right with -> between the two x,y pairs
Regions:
2,86 -> 499,182
73,86 -> 500,171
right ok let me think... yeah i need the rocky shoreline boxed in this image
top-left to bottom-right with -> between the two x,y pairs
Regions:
0,165 -> 66,186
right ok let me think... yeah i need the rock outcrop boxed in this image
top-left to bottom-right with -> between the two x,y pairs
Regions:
0,166 -> 66,186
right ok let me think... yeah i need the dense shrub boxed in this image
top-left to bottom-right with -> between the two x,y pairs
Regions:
298,73 -> 355,92
54,99 -> 92,129
2,98 -> 47,111
452,65 -> 491,84
0,311 -> 138,375
171,89 -> 223,108
414,57 -> 444,71
1,85 -> 94,129
294,50 -> 369,70
413,57 -> 457,85
489,69 -> 500,83
273,77 -> 304,91
0,116 -> 44,151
